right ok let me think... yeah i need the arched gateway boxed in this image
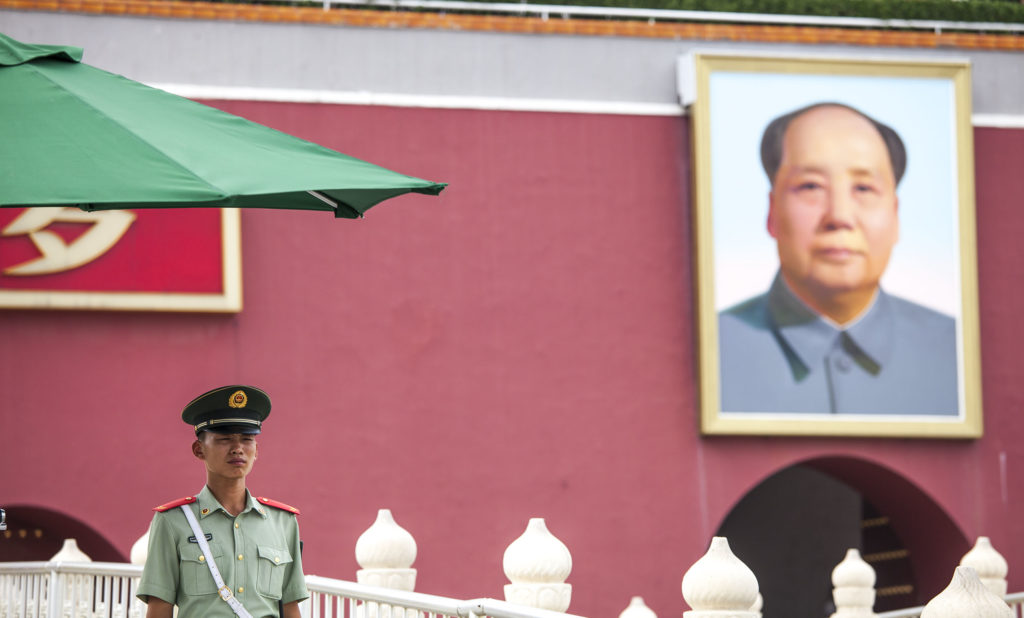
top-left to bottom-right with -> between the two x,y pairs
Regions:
0,505 -> 125,562
716,457 -> 968,618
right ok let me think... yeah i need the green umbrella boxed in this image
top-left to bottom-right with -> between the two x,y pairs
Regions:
0,33 -> 445,218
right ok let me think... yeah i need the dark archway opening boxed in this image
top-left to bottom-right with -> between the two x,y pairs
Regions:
0,505 -> 125,562
715,457 -> 968,618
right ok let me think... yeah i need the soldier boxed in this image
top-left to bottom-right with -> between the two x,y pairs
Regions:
137,385 -> 308,618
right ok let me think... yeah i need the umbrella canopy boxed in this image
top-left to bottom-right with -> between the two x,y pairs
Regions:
0,33 -> 445,218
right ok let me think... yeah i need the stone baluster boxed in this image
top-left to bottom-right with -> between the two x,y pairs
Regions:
355,509 -> 418,591
920,566 -> 1011,618
750,592 -> 764,617
503,518 -> 572,612
681,537 -> 759,618
129,529 -> 150,618
354,510 -> 419,618
830,549 -> 876,617
50,539 -> 92,618
131,528 -> 150,565
619,596 -> 657,618
94,586 -> 109,618
51,538 -> 92,562
960,537 -> 1008,599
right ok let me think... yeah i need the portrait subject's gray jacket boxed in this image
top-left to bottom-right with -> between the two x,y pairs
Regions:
718,274 -> 958,416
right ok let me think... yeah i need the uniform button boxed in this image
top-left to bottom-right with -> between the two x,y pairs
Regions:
201,508 -> 209,515
274,557 -> 280,563
238,587 -> 244,594
238,554 -> 244,561
234,523 -> 239,529
199,556 -> 205,562
834,356 -> 851,372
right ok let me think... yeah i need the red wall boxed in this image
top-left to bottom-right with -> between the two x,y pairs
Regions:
2,101 -> 1023,617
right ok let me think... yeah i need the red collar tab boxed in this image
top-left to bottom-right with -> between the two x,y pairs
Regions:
153,496 -> 197,512
257,497 -> 300,515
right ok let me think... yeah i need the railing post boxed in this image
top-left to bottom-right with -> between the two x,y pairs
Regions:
130,528 -> 150,618
830,548 -> 876,617
920,566 -> 1012,617
47,563 -> 61,618
619,596 -> 657,618
131,528 -> 150,565
681,537 -> 759,618
49,538 -> 93,618
502,518 -> 572,612
355,509 -> 418,591
960,537 -> 1008,599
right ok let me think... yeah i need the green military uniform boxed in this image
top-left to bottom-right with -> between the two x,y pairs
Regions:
137,385 -> 308,617
137,485 -> 308,617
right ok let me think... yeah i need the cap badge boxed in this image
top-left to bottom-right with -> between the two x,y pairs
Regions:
228,390 -> 248,409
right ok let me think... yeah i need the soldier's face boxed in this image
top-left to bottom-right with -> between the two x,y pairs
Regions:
194,432 -> 258,479
767,106 -> 899,309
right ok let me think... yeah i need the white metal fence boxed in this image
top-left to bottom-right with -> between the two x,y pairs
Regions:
0,522 -> 1017,618
0,563 -> 586,618
303,577 -> 585,618
0,562 -> 144,618
307,0 -> 1024,34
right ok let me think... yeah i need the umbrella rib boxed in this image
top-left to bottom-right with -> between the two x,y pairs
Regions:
307,190 -> 338,209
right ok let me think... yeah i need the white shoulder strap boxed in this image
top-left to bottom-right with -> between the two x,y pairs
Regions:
180,504 -> 254,618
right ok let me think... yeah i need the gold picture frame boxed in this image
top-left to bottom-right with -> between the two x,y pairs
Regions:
0,208 -> 241,312
686,53 -> 981,438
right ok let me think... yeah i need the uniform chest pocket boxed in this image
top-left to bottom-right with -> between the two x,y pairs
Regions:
179,543 -> 225,596
256,545 -> 292,599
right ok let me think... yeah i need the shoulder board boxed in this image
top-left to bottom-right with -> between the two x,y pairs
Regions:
153,496 -> 197,512
257,497 -> 300,515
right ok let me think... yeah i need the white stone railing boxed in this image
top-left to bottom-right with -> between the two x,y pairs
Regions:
302,577 -> 583,618
873,535 -> 1023,618
876,592 -> 1024,618
0,560 -> 145,618
676,536 -> 1022,618
0,511 -> 581,618
0,563 -> 584,618
1,510 -> 1020,618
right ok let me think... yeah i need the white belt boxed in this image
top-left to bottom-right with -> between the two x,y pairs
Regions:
180,504 -> 254,618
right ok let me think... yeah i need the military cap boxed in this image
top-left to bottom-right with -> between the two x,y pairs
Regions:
182,385 -> 271,435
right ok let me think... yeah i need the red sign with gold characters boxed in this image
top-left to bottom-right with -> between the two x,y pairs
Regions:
0,207 -> 241,311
